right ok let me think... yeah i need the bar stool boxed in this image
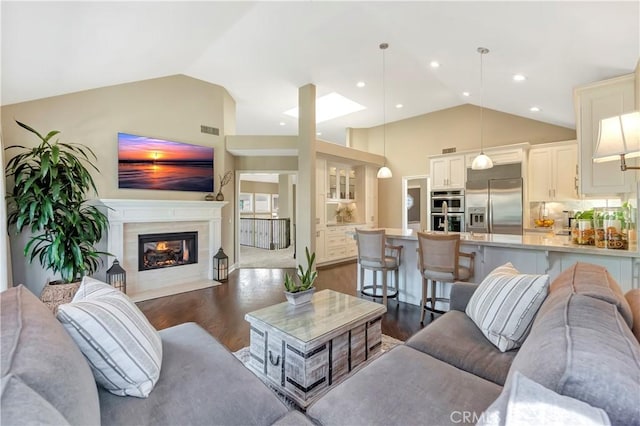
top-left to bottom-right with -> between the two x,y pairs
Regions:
355,229 -> 403,306
416,232 -> 475,323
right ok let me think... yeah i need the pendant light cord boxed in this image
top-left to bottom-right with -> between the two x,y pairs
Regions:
479,47 -> 486,154
381,43 -> 388,164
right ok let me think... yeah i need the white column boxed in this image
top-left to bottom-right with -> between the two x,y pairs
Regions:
297,84 -> 317,263
278,174 -> 291,220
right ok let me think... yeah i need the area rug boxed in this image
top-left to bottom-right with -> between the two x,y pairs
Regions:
233,334 -> 403,409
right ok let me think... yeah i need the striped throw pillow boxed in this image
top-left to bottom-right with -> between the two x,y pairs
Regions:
466,263 -> 549,352
57,277 -> 163,398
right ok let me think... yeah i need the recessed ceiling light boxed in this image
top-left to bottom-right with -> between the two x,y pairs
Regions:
395,104 -> 403,109
279,122 -> 286,126
513,74 -> 527,82
316,132 -> 322,136
356,81 -> 366,88
462,91 -> 470,97
284,92 -> 366,123
430,61 -> 440,68
530,106 -> 541,112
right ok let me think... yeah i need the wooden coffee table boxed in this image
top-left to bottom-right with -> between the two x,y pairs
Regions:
244,289 -> 386,408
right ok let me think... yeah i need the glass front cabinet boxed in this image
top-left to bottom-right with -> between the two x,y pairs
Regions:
327,164 -> 357,201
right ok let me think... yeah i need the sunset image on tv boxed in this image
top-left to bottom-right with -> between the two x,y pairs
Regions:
118,133 -> 214,192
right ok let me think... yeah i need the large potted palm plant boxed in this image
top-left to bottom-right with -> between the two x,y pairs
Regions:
5,121 -> 109,310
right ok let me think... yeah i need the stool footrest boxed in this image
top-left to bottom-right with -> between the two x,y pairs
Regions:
424,297 -> 450,314
361,285 -> 398,299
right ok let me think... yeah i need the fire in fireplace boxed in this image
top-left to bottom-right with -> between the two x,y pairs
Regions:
138,231 -> 198,271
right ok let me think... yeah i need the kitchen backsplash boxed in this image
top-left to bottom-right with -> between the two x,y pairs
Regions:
529,196 -> 637,230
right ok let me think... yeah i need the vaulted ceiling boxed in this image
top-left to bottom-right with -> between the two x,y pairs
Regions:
2,1 -> 638,144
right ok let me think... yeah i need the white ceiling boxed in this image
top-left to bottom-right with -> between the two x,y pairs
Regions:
2,1 -> 639,144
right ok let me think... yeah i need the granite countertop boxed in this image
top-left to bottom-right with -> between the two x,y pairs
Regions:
380,228 -> 640,258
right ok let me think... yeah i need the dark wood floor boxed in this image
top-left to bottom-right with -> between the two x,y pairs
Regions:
137,262 -> 435,352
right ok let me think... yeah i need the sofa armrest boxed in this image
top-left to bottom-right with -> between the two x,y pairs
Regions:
450,282 -> 478,312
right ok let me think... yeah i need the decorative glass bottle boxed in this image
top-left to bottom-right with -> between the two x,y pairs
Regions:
593,207 -> 629,250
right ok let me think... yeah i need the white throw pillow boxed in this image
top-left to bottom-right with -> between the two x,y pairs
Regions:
466,263 -> 549,352
478,372 -> 611,426
57,277 -> 163,398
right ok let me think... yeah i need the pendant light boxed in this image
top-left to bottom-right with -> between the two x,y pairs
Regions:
377,42 -> 392,179
471,47 -> 494,170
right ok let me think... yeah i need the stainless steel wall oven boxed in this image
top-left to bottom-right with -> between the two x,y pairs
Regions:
430,189 -> 465,232
431,190 -> 464,213
431,213 -> 465,232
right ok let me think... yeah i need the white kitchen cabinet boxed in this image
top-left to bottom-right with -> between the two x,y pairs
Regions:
363,166 -> 378,226
327,163 -> 357,201
574,74 -> 637,195
316,158 -> 326,226
315,229 -> 326,263
464,145 -> 527,168
430,155 -> 465,190
528,141 -> 578,202
315,158 -> 327,260
316,157 -> 376,265
322,225 -> 359,262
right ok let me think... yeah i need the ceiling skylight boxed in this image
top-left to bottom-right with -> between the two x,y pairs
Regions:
284,92 -> 366,123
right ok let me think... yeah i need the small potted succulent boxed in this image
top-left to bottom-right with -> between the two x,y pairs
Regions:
283,247 -> 318,305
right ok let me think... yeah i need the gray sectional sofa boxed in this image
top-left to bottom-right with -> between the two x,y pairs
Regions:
2,262 -> 639,425
306,262 -> 640,425
0,285 -> 310,426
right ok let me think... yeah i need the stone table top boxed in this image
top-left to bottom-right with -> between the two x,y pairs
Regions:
245,289 -> 386,344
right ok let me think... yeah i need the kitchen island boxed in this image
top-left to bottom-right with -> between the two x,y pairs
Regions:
356,228 -> 639,308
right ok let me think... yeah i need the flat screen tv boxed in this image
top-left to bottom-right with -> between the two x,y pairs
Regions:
118,132 -> 214,192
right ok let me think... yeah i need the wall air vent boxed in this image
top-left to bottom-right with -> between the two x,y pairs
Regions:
200,125 -> 219,136
442,147 -> 456,154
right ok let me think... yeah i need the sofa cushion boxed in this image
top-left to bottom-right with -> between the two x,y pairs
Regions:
508,292 -> 640,426
625,289 -> 640,342
466,263 -> 549,352
478,371 -> 611,426
550,262 -> 633,328
57,277 -> 163,398
99,322 -> 289,426
306,345 -> 502,426
406,310 -> 517,385
449,282 -> 478,312
0,285 -> 100,425
1,374 -> 72,426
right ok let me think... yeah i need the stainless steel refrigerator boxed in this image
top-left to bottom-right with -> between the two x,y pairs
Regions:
465,163 -> 523,235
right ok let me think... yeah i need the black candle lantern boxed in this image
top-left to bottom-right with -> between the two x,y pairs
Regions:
106,259 -> 127,293
213,247 -> 228,282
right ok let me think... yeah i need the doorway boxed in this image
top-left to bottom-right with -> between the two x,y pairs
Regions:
401,175 -> 430,232
237,173 -> 296,268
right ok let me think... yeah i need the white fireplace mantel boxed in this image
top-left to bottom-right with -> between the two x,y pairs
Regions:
99,199 -> 228,282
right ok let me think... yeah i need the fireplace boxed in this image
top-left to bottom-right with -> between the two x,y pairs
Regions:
101,199 -> 225,301
138,231 -> 198,271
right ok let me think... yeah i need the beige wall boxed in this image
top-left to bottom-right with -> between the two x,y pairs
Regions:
350,104 -> 577,228
240,181 -> 278,194
636,59 -> 640,109
2,75 -> 237,293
